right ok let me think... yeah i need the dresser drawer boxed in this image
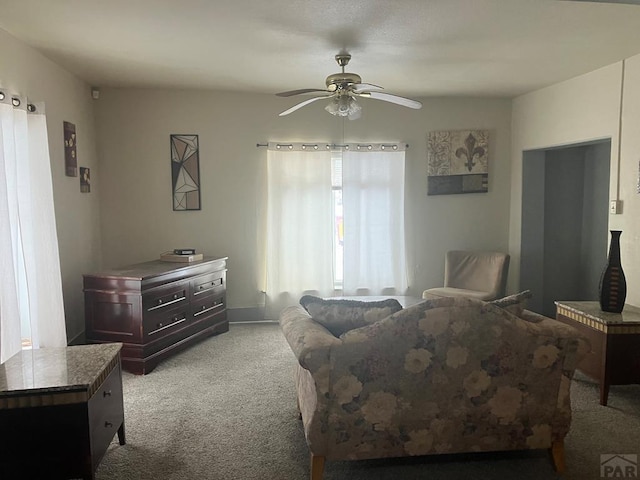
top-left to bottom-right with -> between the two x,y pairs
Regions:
192,293 -> 226,319
143,282 -> 189,313
144,304 -> 189,338
192,271 -> 225,298
88,363 -> 124,469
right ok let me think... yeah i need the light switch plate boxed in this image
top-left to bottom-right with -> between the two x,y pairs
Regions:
610,200 -> 622,214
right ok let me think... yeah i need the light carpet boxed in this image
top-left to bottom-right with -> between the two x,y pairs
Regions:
95,323 -> 640,480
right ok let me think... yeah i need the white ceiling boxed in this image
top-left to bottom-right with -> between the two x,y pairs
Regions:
2,0 -> 640,98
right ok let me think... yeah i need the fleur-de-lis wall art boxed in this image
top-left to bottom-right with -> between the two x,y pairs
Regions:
456,133 -> 486,172
427,130 -> 489,195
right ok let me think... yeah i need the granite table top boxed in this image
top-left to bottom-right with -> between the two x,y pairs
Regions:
0,343 -> 122,399
555,301 -> 640,326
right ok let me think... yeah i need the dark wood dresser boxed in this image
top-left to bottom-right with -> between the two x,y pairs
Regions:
0,343 -> 125,480
84,256 -> 228,374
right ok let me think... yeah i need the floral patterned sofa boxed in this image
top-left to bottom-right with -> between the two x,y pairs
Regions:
279,294 -> 587,480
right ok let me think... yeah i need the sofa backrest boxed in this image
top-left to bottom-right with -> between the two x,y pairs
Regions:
316,296 -> 582,460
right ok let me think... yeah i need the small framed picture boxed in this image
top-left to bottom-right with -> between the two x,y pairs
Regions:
80,167 -> 90,193
64,121 -> 77,177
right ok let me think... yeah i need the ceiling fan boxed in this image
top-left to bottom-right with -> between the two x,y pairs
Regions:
276,53 -> 422,120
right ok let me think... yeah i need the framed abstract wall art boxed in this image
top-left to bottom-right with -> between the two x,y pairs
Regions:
170,134 -> 201,211
427,130 -> 489,195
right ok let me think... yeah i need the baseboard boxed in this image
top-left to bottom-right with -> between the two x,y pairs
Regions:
227,307 -> 266,323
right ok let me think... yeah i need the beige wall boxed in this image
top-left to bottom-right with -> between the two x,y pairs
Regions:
94,89 -> 513,314
510,54 -> 640,307
4,23 -> 639,333
1,27 -> 513,327
0,28 -> 102,341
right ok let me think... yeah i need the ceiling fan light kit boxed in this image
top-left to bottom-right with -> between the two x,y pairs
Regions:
277,53 -> 422,119
325,95 -> 362,119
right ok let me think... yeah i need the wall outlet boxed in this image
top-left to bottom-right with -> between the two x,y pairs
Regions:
610,200 -> 622,215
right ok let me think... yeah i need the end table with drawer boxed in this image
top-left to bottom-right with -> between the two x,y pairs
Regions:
555,301 -> 640,406
0,343 -> 125,479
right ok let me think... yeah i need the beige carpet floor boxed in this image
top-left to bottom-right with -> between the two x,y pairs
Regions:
95,322 -> 640,480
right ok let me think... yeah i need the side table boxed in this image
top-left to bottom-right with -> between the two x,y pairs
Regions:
0,343 -> 125,479
555,301 -> 640,406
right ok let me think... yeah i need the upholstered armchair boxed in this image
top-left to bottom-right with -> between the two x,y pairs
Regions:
423,250 -> 510,301
279,295 -> 586,480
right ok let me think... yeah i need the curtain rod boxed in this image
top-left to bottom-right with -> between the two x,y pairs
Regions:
0,90 -> 38,112
256,143 -> 409,149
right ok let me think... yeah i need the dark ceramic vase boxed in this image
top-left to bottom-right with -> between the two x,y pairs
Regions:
599,230 -> 627,313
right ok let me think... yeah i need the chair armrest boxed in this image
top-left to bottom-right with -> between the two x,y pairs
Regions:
279,305 -> 341,373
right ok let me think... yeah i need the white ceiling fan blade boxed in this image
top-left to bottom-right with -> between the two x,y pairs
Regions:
276,88 -> 329,97
360,91 -> 422,109
352,83 -> 384,93
279,96 -> 331,116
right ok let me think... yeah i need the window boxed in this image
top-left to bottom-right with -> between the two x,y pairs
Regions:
0,95 -> 67,363
265,143 -> 407,316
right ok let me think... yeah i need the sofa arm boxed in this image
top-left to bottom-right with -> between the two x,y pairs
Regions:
279,305 -> 341,373
520,309 -> 590,358
514,308 -> 590,441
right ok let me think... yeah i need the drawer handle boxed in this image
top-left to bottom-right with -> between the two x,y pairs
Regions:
193,302 -> 224,317
103,390 -> 112,398
194,280 -> 223,296
149,316 -> 187,335
148,295 -> 185,312
105,421 -> 113,428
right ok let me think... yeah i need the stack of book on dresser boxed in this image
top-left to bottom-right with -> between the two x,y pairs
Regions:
160,248 -> 203,263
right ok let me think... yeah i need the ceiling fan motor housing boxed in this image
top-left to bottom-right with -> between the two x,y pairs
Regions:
326,53 -> 361,93
325,73 -> 362,91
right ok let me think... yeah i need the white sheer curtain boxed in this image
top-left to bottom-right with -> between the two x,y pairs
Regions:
0,96 -> 66,363
342,148 -> 408,295
265,146 -> 334,317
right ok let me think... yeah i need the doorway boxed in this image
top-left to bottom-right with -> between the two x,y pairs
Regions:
520,140 -> 611,317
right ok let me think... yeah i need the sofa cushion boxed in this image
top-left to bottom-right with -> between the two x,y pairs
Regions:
489,290 -> 532,316
299,295 -> 403,337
